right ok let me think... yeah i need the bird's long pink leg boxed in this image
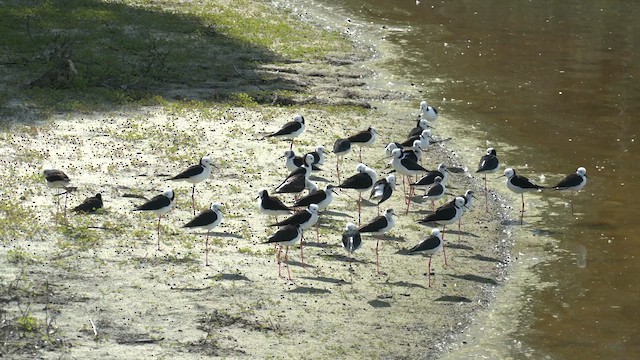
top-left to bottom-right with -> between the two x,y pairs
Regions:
428,256 -> 433,288
205,232 -> 210,267
442,224 -> 448,266
156,215 -> 162,251
285,246 -> 292,281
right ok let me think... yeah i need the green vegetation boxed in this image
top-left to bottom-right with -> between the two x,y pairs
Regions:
0,0 -> 351,119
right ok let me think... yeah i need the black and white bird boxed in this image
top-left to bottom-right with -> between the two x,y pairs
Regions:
341,222 -> 362,255
270,204 -> 320,266
476,147 -> 500,211
183,203 -> 223,266
282,150 -> 321,172
257,189 -> 291,219
552,167 -> 587,215
266,114 -> 305,150
423,176 -> 446,211
292,184 -> 336,211
133,188 -> 175,251
502,168 -> 545,225
404,140 -> 424,164
44,168 -> 72,214
73,193 -> 103,213
275,173 -> 318,197
418,196 -> 467,265
419,100 -> 439,123
401,129 -> 432,148
264,224 -> 302,281
411,163 -> 450,191
347,127 -> 378,162
370,174 -> 396,212
384,142 -> 404,157
338,163 -> 377,225
305,146 -> 326,166
270,204 -> 320,231
275,154 -> 315,198
408,118 -> 432,138
359,208 -> 395,274
333,138 -> 352,183
169,155 -> 213,216
408,228 -> 443,288
389,148 -> 429,213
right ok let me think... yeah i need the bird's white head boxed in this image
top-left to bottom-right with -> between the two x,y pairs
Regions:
391,148 -> 403,159
431,228 -> 442,238
304,154 -> 314,165
420,129 -> 431,137
577,167 -> 587,176
434,176 -> 443,184
503,168 -> 515,178
387,173 -> 397,185
200,155 -> 213,167
454,196 -> 466,207
317,145 -> 325,154
345,222 -> 358,231
283,150 -> 294,158
419,100 -> 428,111
294,114 -> 305,124
438,163 -> 447,172
356,163 -> 367,172
210,203 -> 222,211
163,188 -> 175,200
412,140 -> 422,150
419,119 -> 429,129
309,204 -> 319,213
385,208 -> 395,217
257,189 -> 267,198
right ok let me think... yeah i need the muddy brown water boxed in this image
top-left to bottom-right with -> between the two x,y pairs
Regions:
313,0 -> 640,358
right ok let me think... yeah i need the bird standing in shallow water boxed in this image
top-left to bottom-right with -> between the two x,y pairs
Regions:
183,203 -> 223,266
169,155 -> 213,216
476,148 -> 500,211
552,167 -> 587,215
501,168 -> 545,225
133,189 -> 175,251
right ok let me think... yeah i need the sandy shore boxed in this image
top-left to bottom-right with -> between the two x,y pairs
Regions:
0,2 -> 511,359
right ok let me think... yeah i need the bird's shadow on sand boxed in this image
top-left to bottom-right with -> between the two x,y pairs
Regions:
321,210 -> 355,219
191,231 -> 244,239
288,286 -> 332,294
448,274 -> 498,285
300,275 -> 348,285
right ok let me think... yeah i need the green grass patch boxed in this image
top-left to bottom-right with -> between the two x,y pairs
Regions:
1,0 -> 352,119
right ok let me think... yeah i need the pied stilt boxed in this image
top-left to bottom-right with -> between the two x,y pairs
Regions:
370,174 -> 396,213
501,168 -> 545,225
133,188 -> 175,251
408,228 -> 443,288
347,127 -> 377,162
44,168 -> 72,216
333,138 -> 351,183
338,163 -> 376,225
183,203 -> 223,266
264,224 -> 302,281
423,176 -> 446,211
476,148 -> 500,211
169,155 -> 213,216
418,196 -> 467,265
73,193 -> 103,213
266,114 -> 305,150
270,204 -> 319,266
419,100 -> 439,123
552,167 -> 587,215
359,208 -> 395,274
